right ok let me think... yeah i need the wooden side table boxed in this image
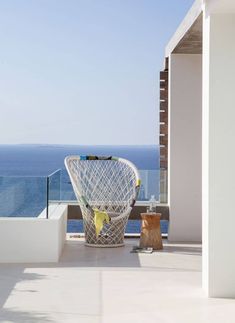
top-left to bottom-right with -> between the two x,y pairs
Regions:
139,213 -> 163,250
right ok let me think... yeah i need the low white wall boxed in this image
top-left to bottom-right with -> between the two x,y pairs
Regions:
168,53 -> 202,242
0,204 -> 67,263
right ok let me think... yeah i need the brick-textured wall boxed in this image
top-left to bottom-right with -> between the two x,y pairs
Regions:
159,58 -> 168,203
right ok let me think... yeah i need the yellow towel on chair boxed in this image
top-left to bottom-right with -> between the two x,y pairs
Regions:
93,209 -> 110,237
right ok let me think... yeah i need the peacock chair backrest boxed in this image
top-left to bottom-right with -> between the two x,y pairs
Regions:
65,156 -> 140,216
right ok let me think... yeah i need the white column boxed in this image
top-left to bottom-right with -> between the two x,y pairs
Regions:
203,10 -> 235,297
168,54 -> 202,242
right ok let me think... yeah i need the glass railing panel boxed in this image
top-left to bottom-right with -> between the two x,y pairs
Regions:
0,168 -> 167,234
138,170 -> 160,201
47,169 -> 61,217
58,168 -> 166,203
60,167 -> 168,234
0,176 -> 47,217
159,168 -> 168,203
60,169 -> 76,201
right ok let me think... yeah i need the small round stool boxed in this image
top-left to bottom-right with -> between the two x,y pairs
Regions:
139,213 -> 163,250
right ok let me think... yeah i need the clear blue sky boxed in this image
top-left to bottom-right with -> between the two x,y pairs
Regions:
0,0 -> 194,145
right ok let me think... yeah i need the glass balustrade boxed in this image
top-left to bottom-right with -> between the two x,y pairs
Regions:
0,168 -> 168,234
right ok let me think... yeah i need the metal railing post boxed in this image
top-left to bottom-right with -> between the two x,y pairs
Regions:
46,176 -> 49,219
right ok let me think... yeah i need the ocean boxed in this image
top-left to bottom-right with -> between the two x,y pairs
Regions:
0,144 -> 168,234
0,144 -> 159,176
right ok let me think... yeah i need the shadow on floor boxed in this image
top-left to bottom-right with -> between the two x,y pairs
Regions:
58,239 -> 142,267
0,308 -> 53,323
0,269 -> 50,323
0,238 -> 202,320
162,245 -> 202,256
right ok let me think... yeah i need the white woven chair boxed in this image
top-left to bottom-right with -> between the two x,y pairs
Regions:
65,155 -> 141,247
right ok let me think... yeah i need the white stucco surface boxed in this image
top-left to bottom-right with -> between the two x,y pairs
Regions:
168,54 -> 202,243
204,0 -> 235,14
0,204 -> 67,263
165,0 -> 235,298
202,10 -> 235,297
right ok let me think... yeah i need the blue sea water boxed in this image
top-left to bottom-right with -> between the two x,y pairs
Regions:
0,144 -> 159,176
0,144 -> 168,234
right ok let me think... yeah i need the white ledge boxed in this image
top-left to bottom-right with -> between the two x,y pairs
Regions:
0,204 -> 68,263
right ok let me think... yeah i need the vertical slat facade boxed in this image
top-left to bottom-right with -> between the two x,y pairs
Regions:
159,58 -> 168,203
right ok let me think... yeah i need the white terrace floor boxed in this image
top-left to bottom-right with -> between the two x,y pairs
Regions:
0,238 -> 235,323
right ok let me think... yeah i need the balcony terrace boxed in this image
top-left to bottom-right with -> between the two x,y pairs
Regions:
1,0 -> 235,320
0,238 -> 207,323
1,236 -> 234,323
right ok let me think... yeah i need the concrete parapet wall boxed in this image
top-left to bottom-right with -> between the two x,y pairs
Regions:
0,205 -> 67,263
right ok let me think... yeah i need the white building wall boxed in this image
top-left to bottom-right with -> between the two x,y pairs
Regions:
0,205 -> 67,263
203,11 -> 235,297
168,54 -> 202,242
